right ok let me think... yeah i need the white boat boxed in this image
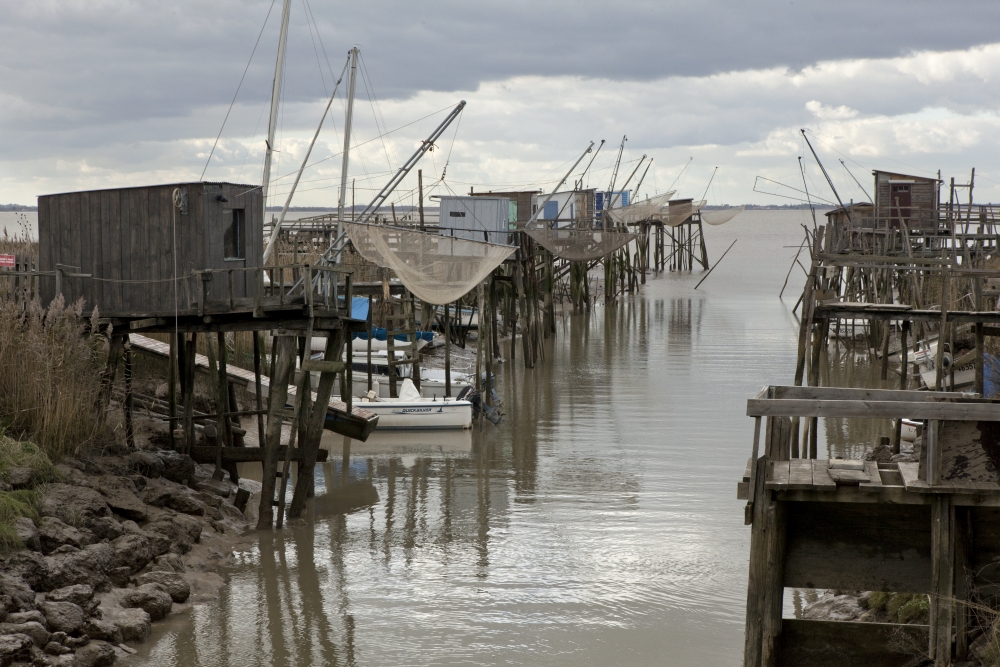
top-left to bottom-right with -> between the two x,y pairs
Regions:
909,339 -> 975,390
343,380 -> 472,430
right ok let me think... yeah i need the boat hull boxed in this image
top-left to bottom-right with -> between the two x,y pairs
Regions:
349,398 -> 472,430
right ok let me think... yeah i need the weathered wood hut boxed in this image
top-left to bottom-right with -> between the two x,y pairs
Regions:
873,170 -> 940,232
38,182 -> 262,316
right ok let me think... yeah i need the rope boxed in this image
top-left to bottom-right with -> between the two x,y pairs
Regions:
199,0 -> 277,181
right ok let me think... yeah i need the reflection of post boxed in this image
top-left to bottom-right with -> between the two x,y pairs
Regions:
441,458 -> 453,543
383,459 -> 397,560
342,437 -> 351,487
476,447 -> 491,571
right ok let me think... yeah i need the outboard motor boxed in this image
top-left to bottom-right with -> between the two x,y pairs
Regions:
458,386 -> 504,425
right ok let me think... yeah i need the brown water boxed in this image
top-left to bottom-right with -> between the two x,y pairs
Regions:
129,211 -> 824,667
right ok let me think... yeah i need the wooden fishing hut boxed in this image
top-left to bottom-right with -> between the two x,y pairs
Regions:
33,181 -> 377,530
739,385 -> 1000,667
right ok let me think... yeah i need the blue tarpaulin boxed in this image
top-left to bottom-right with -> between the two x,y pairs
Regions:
353,328 -> 434,343
350,296 -> 370,321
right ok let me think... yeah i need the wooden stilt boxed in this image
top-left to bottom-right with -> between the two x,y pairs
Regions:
168,333 -> 178,450
444,301 -> 452,397
289,328 -> 345,519
253,332 -> 265,449
257,335 -> 297,530
123,336 -> 135,451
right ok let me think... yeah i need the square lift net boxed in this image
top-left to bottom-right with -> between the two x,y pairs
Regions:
344,222 -> 517,305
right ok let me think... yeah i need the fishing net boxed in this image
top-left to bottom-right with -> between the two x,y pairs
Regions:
658,199 -> 707,227
524,229 -> 636,262
702,206 -> 745,226
604,192 -> 674,225
344,222 -> 516,305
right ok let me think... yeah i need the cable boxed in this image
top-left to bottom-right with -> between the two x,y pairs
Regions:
199,0 -> 277,181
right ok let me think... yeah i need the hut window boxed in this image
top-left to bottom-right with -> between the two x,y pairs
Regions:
224,209 -> 246,259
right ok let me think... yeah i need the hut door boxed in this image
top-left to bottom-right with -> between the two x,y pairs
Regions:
891,184 -> 911,228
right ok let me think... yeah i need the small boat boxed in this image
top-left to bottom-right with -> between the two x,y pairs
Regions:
343,379 -> 472,430
909,339 -> 975,390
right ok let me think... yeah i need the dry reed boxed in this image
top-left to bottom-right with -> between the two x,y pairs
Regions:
0,295 -> 111,459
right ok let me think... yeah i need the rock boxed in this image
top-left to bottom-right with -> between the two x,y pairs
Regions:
119,585 -> 171,622
0,633 -> 32,665
124,453 -> 162,480
92,477 -> 146,522
39,601 -> 85,635
44,544 -> 114,592
39,517 -> 93,554
133,572 -> 189,603
82,457 -> 129,478
5,467 -> 37,490
194,478 -> 232,499
154,451 -> 195,485
86,517 -> 123,543
1,553 -> 47,592
53,464 -> 95,490
38,485 -> 111,528
104,608 -> 149,643
107,568 -> 131,589
143,518 -> 198,555
128,476 -> 146,493
45,586 -> 96,615
801,591 -> 865,622
140,479 -> 204,516
45,640 -> 72,655
864,443 -> 894,463
148,554 -> 184,574
109,535 -> 152,575
81,619 -> 121,645
0,622 -> 49,647
5,612 -> 44,627
193,491 -> 222,510
59,459 -> 86,473
13,518 -> 40,552
75,640 -> 116,667
49,632 -> 67,645
0,575 -> 37,612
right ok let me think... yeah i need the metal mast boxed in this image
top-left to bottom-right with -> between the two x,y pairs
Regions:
260,0 -> 293,222
335,47 -> 359,265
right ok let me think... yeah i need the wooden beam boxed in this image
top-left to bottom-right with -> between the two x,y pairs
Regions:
748,398 -> 1000,421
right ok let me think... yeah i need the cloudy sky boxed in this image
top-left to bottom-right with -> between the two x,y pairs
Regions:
4,0 -> 1000,207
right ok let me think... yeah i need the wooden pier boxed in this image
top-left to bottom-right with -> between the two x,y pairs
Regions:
740,385 -> 1000,666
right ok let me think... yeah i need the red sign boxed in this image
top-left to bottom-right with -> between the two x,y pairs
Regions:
0,255 -> 14,268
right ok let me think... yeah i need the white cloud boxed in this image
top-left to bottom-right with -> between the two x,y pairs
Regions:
805,101 -> 858,120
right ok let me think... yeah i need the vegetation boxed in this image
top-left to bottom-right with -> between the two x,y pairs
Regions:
0,295 -> 111,459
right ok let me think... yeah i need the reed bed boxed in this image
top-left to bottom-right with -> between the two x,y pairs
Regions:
0,295 -> 111,459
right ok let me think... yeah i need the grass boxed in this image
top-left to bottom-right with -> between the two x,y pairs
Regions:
0,489 -> 40,550
0,294 -> 111,460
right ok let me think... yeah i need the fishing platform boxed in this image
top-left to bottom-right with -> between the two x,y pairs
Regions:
739,384 -> 1000,667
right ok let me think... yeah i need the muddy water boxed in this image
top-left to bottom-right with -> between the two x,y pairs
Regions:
129,211 -> 826,667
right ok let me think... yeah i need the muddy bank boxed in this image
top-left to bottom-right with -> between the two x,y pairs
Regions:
0,448 -> 253,666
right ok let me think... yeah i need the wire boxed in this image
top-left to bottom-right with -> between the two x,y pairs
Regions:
199,0 -> 277,181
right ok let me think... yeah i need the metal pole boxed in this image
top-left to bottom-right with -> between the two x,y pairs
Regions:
335,47 -> 359,265
260,0 -> 293,217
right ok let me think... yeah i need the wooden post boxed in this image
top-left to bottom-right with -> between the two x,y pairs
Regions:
213,331 -> 233,481
257,335 -> 297,530
743,456 -> 774,667
289,328 -> 345,519
183,334 -> 197,454
168,333 -> 178,450
367,295 -> 373,393
123,336 -> 135,451
929,494 -> 954,665
99,334 -> 126,410
935,258 -> 951,391
418,169 -> 425,231
893,320 -> 909,454
441,301 -> 451,398
253,332 -> 265,449
976,322 -> 985,396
